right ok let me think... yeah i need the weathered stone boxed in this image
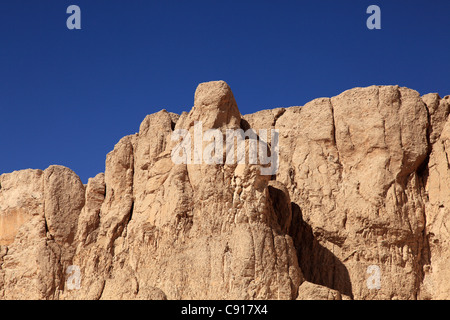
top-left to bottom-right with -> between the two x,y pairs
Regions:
43,165 -> 85,245
0,82 -> 448,300
0,169 -> 44,246
297,281 -> 351,300
0,165 -> 85,299
421,113 -> 450,299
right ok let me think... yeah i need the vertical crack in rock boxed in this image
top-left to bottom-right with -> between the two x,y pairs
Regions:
272,108 -> 286,127
329,97 -> 342,170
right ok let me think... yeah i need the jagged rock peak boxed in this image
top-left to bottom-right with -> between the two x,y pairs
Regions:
189,80 -> 241,130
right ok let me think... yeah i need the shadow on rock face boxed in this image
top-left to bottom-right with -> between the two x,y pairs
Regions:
290,202 -> 353,299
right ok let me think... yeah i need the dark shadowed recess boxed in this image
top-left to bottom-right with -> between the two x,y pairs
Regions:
267,182 -> 353,299
290,203 -> 353,298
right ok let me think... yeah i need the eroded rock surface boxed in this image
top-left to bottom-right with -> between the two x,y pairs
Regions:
0,81 -> 448,300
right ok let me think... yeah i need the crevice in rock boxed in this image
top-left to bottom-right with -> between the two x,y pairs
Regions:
417,224 -> 432,299
328,98 -> 342,170
443,142 -> 449,170
415,98 -> 433,269
97,280 -> 106,300
289,202 -> 353,299
329,98 -> 337,147
417,96 -> 433,179
128,200 -> 134,224
44,216 -> 50,235
272,108 -> 286,127
422,95 -> 433,147
267,184 -> 291,234
134,276 -> 140,296
416,153 -> 430,189
240,118 -> 251,131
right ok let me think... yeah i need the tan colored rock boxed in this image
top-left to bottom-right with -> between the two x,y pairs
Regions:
246,85 -> 432,300
0,166 -> 85,299
99,135 -> 135,249
76,173 -> 105,245
422,94 -> 450,144
0,169 -> 44,245
63,81 -> 301,300
190,80 -> 241,130
297,281 -> 351,300
0,82 -> 449,300
65,135 -> 137,300
43,165 -> 85,245
421,112 -> 450,299
133,110 -> 174,226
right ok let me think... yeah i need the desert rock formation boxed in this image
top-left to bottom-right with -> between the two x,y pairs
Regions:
0,81 -> 448,300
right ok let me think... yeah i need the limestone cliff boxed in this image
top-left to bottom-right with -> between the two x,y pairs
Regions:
0,81 -> 448,300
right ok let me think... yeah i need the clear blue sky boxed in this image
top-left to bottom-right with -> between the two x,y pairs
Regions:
1,0 -> 449,183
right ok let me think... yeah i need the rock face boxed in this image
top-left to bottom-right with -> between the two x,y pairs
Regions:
0,81 -> 448,300
0,166 -> 84,299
